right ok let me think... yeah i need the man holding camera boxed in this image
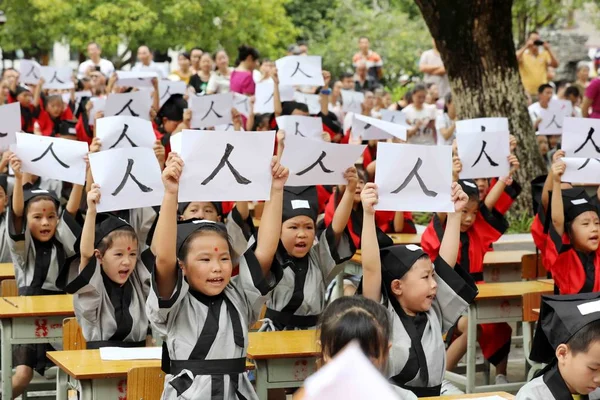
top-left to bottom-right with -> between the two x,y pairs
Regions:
517,31 -> 559,99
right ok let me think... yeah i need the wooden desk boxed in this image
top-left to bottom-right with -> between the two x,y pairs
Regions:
445,280 -> 553,394
483,250 -> 533,283
48,349 -> 160,400
421,392 -> 515,399
247,330 -> 319,399
0,263 -> 14,281
0,295 -> 74,399
389,233 -> 421,245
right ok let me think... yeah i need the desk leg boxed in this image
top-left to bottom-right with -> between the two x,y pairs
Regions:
254,360 -> 268,400
80,379 -> 93,400
466,304 -> 477,394
1,319 -> 12,400
56,367 -> 68,400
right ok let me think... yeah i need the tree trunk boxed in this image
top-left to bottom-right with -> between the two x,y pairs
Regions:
414,0 -> 545,216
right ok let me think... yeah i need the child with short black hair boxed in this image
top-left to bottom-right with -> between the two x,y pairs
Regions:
544,156 -> 600,294
260,168 -> 357,331
61,184 -> 151,348
517,292 -> 600,399
7,153 -> 83,398
360,181 -> 477,397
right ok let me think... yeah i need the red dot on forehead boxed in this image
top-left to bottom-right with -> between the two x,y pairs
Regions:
43,209 -> 46,212
127,247 -> 131,251
214,247 -> 219,252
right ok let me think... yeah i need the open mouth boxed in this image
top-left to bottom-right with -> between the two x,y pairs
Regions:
118,269 -> 130,279
207,278 -> 224,285
426,294 -> 436,301
39,229 -> 51,235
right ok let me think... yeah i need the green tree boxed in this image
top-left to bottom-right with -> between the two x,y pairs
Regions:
0,0 -> 297,67
512,0 -> 586,45
284,0 -> 337,43
310,0 -> 430,83
0,0 -> 74,61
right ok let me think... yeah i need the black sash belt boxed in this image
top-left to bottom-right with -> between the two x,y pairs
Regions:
170,357 -> 246,376
265,308 -> 319,329
395,382 -> 441,398
86,340 -> 145,349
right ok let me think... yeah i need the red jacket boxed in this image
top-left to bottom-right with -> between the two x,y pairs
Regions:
323,192 -> 416,249
37,107 -> 74,136
543,224 -> 600,294
422,205 -> 507,280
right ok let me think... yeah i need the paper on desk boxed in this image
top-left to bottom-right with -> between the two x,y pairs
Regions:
303,342 -> 397,400
99,347 -> 162,360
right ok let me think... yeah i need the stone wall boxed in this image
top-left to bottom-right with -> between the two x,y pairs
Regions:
541,30 -> 589,81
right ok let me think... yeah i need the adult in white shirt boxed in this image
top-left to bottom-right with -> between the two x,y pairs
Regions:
435,92 -> 456,145
131,45 -> 164,78
404,84 -> 437,145
419,40 -> 451,98
206,49 -> 232,94
77,42 -> 115,79
528,83 -> 554,130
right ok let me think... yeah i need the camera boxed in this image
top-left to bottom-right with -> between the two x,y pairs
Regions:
533,39 -> 545,46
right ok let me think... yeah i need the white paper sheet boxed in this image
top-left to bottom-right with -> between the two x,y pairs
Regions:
177,130 -> 275,201
293,92 -> 321,115
276,115 -> 323,140
380,109 -> 408,126
116,70 -> 158,88
40,66 -> 74,90
88,97 -> 106,126
276,56 -> 324,86
303,342 -> 398,400
89,147 -> 164,212
158,80 -> 186,107
457,130 -> 510,179
233,93 -> 251,118
561,157 -> 600,184
455,117 -> 509,134
190,92 -> 233,128
281,134 -> 366,186
105,91 -> 151,121
214,123 -> 236,131
15,133 -> 88,185
96,116 -> 155,150
352,114 -> 407,141
0,103 -> 20,150
19,60 -> 42,85
170,133 -> 182,154
374,142 -> 453,212
99,346 -> 162,361
538,100 -> 573,135
254,81 -> 276,114
61,90 -> 93,114
562,117 -> 600,158
341,90 -> 364,114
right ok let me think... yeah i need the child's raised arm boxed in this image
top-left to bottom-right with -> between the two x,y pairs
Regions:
154,152 -> 183,299
253,156 -> 288,275
360,182 -> 382,302
551,159 -> 566,236
542,150 -> 565,211
330,167 -> 357,243
273,69 -> 282,117
9,153 -> 24,232
33,78 -> 44,108
66,184 -> 84,217
439,182 -> 469,268
80,184 -> 100,271
484,154 -> 520,211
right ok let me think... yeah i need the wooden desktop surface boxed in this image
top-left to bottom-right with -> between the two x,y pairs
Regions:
0,263 -> 14,280
420,392 -> 515,399
47,350 -> 159,380
247,330 -> 319,360
475,280 -> 553,300
0,294 -> 74,318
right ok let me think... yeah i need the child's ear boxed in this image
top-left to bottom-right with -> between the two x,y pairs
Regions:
93,249 -> 102,262
390,279 -> 402,297
556,343 -> 569,364
177,259 -> 186,275
178,215 -> 184,221
217,215 -> 222,222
